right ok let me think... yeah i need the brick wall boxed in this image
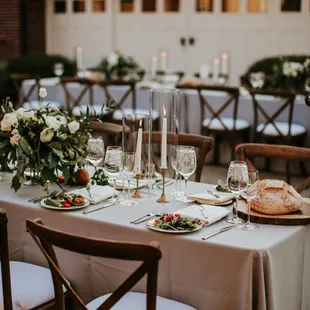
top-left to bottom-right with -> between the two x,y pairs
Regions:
0,0 -> 21,59
0,0 -> 45,60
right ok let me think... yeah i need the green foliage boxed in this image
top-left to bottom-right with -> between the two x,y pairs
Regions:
91,168 -> 109,186
241,55 -> 310,94
97,51 -> 145,80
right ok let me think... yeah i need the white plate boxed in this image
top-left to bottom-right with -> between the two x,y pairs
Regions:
147,218 -> 203,234
40,199 -> 90,211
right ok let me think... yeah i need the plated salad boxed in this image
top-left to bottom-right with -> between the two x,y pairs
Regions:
44,193 -> 86,209
216,180 -> 231,193
151,214 -> 202,231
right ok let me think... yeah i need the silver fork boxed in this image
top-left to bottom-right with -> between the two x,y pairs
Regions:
130,208 -> 163,224
199,205 -> 208,219
207,188 -> 220,199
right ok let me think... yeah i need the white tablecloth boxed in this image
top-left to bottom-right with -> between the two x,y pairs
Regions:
2,176 -> 310,310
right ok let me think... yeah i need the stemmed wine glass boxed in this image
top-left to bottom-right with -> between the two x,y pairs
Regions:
226,161 -> 249,224
176,146 -> 197,202
170,145 -> 180,197
238,169 -> 259,230
104,146 -> 123,203
121,152 -> 137,206
86,137 -> 105,170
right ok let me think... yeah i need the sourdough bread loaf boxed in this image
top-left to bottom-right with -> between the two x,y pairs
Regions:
250,179 -> 302,215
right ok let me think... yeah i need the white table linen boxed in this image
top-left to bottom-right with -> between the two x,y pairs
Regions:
1,176 -> 310,310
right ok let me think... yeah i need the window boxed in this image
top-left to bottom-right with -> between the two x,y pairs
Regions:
120,0 -> 134,12
54,0 -> 66,13
142,0 -> 156,12
248,0 -> 267,12
93,0 -> 105,12
165,0 -> 179,12
281,0 -> 301,11
196,0 -> 213,12
222,0 -> 239,12
72,0 -> 85,13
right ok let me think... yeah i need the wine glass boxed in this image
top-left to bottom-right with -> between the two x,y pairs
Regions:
170,145 -> 181,197
53,63 -> 64,77
121,152 -> 137,206
176,146 -> 197,202
226,161 -> 249,224
86,137 -> 105,170
238,169 -> 259,230
104,146 -> 123,203
249,72 -> 265,88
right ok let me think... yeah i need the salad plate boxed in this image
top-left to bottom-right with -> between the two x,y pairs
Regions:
147,214 -> 203,234
40,192 -> 89,211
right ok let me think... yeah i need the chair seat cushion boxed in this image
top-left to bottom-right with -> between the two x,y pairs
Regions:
23,100 -> 63,110
202,117 -> 250,131
113,108 -> 159,121
87,292 -> 196,310
256,122 -> 307,136
0,261 -> 66,310
72,105 -> 110,117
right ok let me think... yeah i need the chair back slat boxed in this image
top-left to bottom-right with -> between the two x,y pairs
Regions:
26,219 -> 161,310
236,143 -> 310,191
248,88 -> 296,141
0,209 -> 13,310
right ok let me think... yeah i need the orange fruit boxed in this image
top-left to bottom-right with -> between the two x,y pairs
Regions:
57,175 -> 65,183
75,169 -> 90,185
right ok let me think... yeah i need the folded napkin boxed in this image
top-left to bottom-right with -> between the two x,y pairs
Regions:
188,191 -> 234,205
70,185 -> 114,204
176,204 -> 230,226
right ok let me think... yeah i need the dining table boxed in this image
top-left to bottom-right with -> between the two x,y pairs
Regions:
2,173 -> 310,310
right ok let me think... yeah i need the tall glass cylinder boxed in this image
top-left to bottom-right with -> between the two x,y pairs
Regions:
149,89 -> 179,178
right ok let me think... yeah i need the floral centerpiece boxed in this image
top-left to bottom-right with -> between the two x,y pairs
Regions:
97,51 -> 144,81
0,89 -> 102,192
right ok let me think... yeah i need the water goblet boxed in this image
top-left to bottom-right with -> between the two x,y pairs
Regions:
104,146 -> 123,203
238,169 -> 259,230
86,137 -> 105,170
170,145 -> 181,197
226,160 -> 249,224
176,146 -> 197,202
121,152 -> 137,206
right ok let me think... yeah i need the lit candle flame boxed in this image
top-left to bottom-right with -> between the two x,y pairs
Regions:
152,56 -> 158,62
161,51 -> 167,58
222,53 -> 228,60
214,59 -> 220,64
163,106 -> 166,118
139,119 -> 143,128
77,47 -> 83,52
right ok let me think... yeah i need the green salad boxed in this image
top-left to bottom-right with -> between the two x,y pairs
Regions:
45,193 -> 86,209
152,214 -> 201,231
215,179 -> 231,193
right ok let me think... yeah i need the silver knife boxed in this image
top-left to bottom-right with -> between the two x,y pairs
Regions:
83,203 -> 114,214
202,225 -> 235,240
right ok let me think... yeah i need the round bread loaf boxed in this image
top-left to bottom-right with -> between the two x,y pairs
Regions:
250,179 -> 303,215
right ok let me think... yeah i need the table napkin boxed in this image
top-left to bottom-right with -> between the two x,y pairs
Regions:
69,185 -> 114,204
176,204 -> 230,226
188,192 -> 234,205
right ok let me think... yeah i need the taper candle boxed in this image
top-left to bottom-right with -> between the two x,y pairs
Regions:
161,107 -> 167,169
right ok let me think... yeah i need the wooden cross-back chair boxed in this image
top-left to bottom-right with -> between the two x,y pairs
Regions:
142,132 -> 214,182
248,88 -> 307,178
236,143 -> 310,188
25,218 -> 163,310
177,84 -> 250,164
0,209 -> 66,310
11,74 -> 41,108
87,121 -> 122,146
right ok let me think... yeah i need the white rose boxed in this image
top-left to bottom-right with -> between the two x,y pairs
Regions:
10,134 -> 21,146
68,121 -> 80,134
22,110 -> 37,120
107,52 -> 118,66
56,115 -> 67,126
15,108 -> 26,118
39,87 -> 47,98
45,115 -> 61,130
1,113 -> 18,131
40,128 -> 54,143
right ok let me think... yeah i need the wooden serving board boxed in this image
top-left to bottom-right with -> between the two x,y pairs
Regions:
237,198 -> 310,226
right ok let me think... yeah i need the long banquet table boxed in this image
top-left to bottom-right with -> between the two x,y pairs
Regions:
2,175 -> 310,310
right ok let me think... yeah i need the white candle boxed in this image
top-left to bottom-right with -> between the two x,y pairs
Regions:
213,59 -> 220,80
151,56 -> 158,79
136,120 -> 143,174
160,51 -> 167,71
200,64 -> 210,80
76,46 -> 83,70
221,53 -> 228,75
161,107 -> 167,169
